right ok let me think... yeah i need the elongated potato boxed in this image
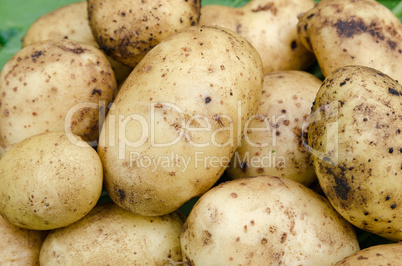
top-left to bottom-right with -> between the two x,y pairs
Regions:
308,66 -> 402,241
98,25 -> 263,216
181,176 -> 360,265
227,71 -> 321,186
297,0 -> 402,80
200,0 -> 316,74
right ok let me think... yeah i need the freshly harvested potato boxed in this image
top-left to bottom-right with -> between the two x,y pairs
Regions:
181,176 -> 360,265
308,66 -> 402,241
39,202 -> 183,265
0,39 -> 116,157
334,242 -> 402,265
200,0 -> 316,74
88,0 -> 201,67
0,132 -> 103,230
98,25 -> 263,216
227,71 -> 321,186
297,0 -> 402,81
0,216 -> 48,265
22,1 -> 132,85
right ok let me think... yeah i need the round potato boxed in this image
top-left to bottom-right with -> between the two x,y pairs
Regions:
200,0 -> 316,74
39,202 -> 183,265
308,65 -> 402,241
0,132 -> 103,230
88,0 -> 201,67
0,216 -> 48,265
22,1 -> 132,85
0,39 -> 117,157
181,176 -> 360,265
297,0 -> 402,81
98,25 -> 263,216
227,71 -> 321,186
335,242 -> 402,265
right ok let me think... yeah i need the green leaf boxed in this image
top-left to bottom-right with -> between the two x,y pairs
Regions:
202,0 -> 250,7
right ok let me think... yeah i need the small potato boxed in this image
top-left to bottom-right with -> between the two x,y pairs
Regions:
200,0 -> 316,74
308,66 -> 402,241
227,71 -> 322,186
297,0 -> 402,81
181,176 -> 360,265
0,39 -> 117,157
39,202 -> 183,265
0,216 -> 48,265
98,25 -> 263,216
334,242 -> 402,265
0,132 -> 103,230
88,0 -> 201,67
22,1 -> 132,85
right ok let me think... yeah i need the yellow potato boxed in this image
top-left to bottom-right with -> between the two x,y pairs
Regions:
297,0 -> 402,80
0,39 -> 117,157
0,132 -> 103,230
181,176 -> 360,265
0,216 -> 48,265
200,0 -> 316,74
40,202 -> 183,265
22,1 -> 132,85
88,0 -> 201,67
227,71 -> 321,186
98,25 -> 263,216
308,65 -> 402,241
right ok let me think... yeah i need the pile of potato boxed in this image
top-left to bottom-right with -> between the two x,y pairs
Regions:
0,0 -> 401,264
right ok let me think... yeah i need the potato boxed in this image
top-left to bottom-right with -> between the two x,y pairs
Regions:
87,0 -> 201,67
98,25 -> 263,216
0,216 -> 48,265
199,0 -> 316,75
22,1 -> 132,85
0,39 -> 117,157
297,0 -> 402,81
0,132 -> 103,230
39,202 -> 183,265
334,242 -> 402,265
181,175 -> 360,265
227,71 -> 321,186
308,65 -> 402,241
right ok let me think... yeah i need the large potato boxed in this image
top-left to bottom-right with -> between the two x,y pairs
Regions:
0,216 -> 48,265
22,1 -> 132,85
0,39 -> 116,157
98,25 -> 263,216
88,0 -> 201,67
200,0 -> 316,74
297,0 -> 402,81
181,176 -> 360,265
227,71 -> 321,186
39,202 -> 183,265
308,65 -> 402,241
334,242 -> 402,265
0,132 -> 103,230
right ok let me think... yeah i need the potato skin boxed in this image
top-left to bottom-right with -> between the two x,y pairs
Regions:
88,0 -> 201,67
227,71 -> 321,186
0,39 -> 116,157
39,202 -> 183,265
98,25 -> 263,216
0,216 -> 48,265
200,0 -> 316,74
0,132 -> 103,230
181,176 -> 359,265
308,66 -> 402,241
22,1 -> 132,85
297,0 -> 402,80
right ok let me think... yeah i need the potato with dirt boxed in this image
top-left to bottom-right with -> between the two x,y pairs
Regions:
297,0 -> 402,81
181,175 -> 360,265
308,65 -> 402,241
200,0 -> 316,74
